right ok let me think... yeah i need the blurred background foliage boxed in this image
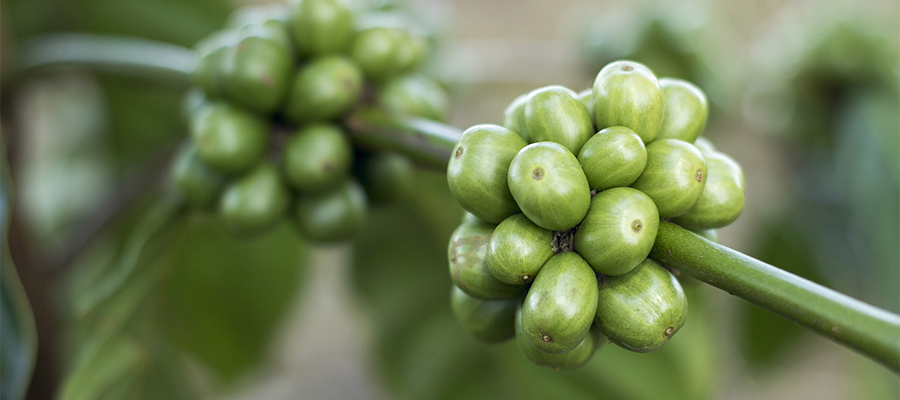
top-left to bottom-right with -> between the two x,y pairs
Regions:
0,0 -> 898,399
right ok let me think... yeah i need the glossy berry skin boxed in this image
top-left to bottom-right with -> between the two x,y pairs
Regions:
290,0 -> 355,56
577,126 -> 647,191
673,151 -> 745,229
219,164 -> 290,235
595,259 -> 687,353
656,78 -> 708,143
171,144 -> 228,210
191,102 -> 268,174
447,125 -> 527,223
450,285 -> 518,343
447,218 -> 523,300
630,139 -> 708,218
293,178 -> 368,242
575,188 -> 659,276
521,252 -> 598,354
284,56 -> 363,123
516,307 -> 602,370
507,142 -> 590,231
378,73 -> 449,121
485,214 -> 555,285
282,124 -> 353,193
593,60 -> 664,143
519,86 -> 595,154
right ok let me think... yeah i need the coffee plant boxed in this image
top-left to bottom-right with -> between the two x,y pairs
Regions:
2,0 -> 899,398
446,60 -> 746,368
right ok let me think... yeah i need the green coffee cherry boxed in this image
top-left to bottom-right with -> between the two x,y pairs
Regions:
447,218 -> 523,300
219,164 -> 290,235
356,152 -> 414,204
673,152 -> 745,229
447,125 -> 526,223
577,88 -> 595,123
195,31 -> 238,99
656,78 -> 708,143
171,143 -> 228,210
515,307 -> 602,370
351,27 -> 399,80
191,102 -> 268,174
502,94 -> 527,137
294,178 -> 368,242
630,139 -> 707,218
593,60 -> 664,143
595,259 -> 687,353
521,252 -> 598,354
692,136 -> 716,154
519,86 -> 594,155
378,73 -> 449,121
485,214 -> 554,285
284,56 -> 363,123
450,286 -> 518,343
290,0 -> 356,56
577,126 -> 647,191
387,28 -> 417,72
574,188 -> 659,276
223,35 -> 293,113
507,142 -> 590,231
282,123 -> 353,192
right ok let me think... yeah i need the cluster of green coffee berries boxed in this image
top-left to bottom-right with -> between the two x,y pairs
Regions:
171,0 -> 449,241
446,60 -> 745,369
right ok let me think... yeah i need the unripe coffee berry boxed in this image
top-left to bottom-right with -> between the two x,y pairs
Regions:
447,125 -> 526,223
507,142 -> 590,231
595,259 -> 687,353
521,252 -> 598,354
593,61 -> 664,143
574,187 -> 659,276
630,139 -> 707,218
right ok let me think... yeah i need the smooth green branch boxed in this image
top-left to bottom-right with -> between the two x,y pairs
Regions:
651,221 -> 900,371
15,34 -> 197,84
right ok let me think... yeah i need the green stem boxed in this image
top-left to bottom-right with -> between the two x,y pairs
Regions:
15,33 -> 900,372
651,221 -> 900,372
15,34 -> 197,84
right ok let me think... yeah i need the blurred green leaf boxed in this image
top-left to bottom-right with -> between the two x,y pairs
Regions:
352,171 -> 719,400
166,217 -> 308,381
0,134 -> 39,400
60,201 -> 309,396
834,91 -> 900,313
739,218 -> 820,368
